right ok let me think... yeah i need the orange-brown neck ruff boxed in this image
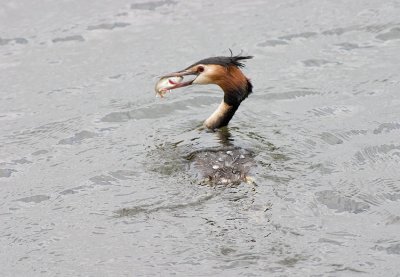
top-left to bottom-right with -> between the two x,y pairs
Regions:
204,65 -> 252,129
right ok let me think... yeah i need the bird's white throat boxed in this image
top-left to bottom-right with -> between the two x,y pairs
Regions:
204,101 -> 238,129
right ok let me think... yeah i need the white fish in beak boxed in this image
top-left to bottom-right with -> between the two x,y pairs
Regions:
154,76 -> 183,98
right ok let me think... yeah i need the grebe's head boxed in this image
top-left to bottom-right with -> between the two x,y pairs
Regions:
160,55 -> 253,105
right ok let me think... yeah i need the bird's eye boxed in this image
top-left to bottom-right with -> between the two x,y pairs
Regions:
197,66 -> 204,73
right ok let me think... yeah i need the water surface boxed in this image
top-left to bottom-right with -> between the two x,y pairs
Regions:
1,0 -> 400,276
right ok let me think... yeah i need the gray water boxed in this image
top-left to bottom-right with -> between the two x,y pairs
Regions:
1,0 -> 400,276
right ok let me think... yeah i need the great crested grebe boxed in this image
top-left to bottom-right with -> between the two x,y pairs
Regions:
156,54 -> 253,129
155,54 -> 255,186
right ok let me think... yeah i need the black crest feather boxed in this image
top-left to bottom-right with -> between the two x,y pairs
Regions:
186,53 -> 253,69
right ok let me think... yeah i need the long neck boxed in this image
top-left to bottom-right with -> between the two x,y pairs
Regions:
204,100 -> 239,129
203,66 -> 253,129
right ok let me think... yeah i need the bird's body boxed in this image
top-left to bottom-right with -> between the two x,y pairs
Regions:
156,55 -> 253,129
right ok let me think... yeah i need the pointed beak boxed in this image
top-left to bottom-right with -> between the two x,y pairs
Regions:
160,69 -> 198,90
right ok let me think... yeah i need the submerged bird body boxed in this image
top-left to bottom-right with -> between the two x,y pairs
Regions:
156,55 -> 253,129
188,146 -> 254,186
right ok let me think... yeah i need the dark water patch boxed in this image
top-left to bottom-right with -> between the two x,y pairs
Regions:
16,195 -> 50,203
328,265 -> 366,274
32,149 -> 49,156
318,238 -> 343,246
334,42 -> 361,50
373,243 -> 400,255
279,32 -> 317,40
108,74 -> 122,80
320,132 -> 343,145
369,178 -> 400,202
101,104 -> 181,122
0,168 -> 16,178
130,0 -> 176,10
14,38 -> 28,44
386,215 -> 400,225
0,112 -> 24,120
109,170 -> 138,180
12,158 -> 32,164
363,24 -> 392,33
316,190 -> 370,213
302,59 -> 339,67
46,88 -> 63,95
220,246 -> 236,256
373,122 -> 400,134
308,162 -> 336,175
371,177 -> 399,192
59,185 -> 88,195
354,144 -> 400,164
239,131 -> 282,157
257,40 -> 288,47
102,111 -> 130,122
52,35 -> 85,43
340,129 -> 368,139
10,118 -> 80,142
217,254 -> 264,269
116,12 -> 128,16
115,193 -> 218,217
89,175 -> 116,186
58,130 -> 97,145
277,254 -> 307,267
357,193 -> 382,207
376,27 -> 400,41
321,26 -> 357,36
327,231 -> 358,238
264,90 -> 319,100
0,37 -> 28,46
385,244 -> 400,255
1,38 -> 13,45
87,22 -> 130,31
258,173 -> 292,185
101,96 -> 217,122
145,140 -> 190,176
309,106 -> 351,117
380,193 -> 400,202
322,23 -> 399,38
